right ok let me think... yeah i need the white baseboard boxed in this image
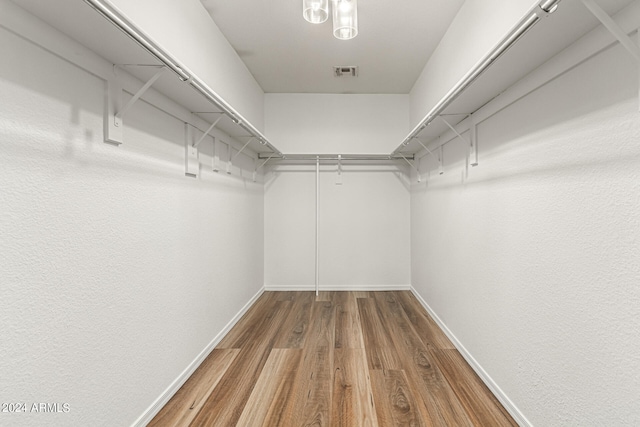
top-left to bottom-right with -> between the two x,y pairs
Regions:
131,286 -> 265,427
409,287 -> 531,427
264,284 -> 412,292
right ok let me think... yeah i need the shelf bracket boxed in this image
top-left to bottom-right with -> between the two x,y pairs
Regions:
115,66 -> 166,121
254,153 -> 275,182
411,137 -> 443,176
212,137 -> 221,172
252,158 -> 258,182
469,115 -> 479,167
439,115 -> 470,146
255,154 -> 274,171
336,154 -> 343,185
232,137 -> 255,161
581,0 -> 640,62
105,79 -> 124,145
399,153 -> 421,183
193,113 -> 224,148
184,123 -> 198,178
412,137 -> 439,163
104,66 -> 165,145
226,143 -> 233,174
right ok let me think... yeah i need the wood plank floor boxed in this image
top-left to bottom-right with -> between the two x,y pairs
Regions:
149,291 -> 517,427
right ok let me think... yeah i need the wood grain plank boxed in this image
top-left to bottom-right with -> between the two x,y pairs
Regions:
370,369 -> 426,427
288,345 -> 333,426
375,292 -> 473,427
217,291 -> 278,349
147,349 -> 239,427
394,291 -> 456,350
331,348 -> 378,427
357,297 -> 402,370
274,291 -> 297,301
352,291 -> 373,299
189,301 -> 292,426
307,299 -> 337,348
286,300 -> 336,426
236,348 -> 303,427
431,348 -> 518,427
274,291 -> 315,349
316,291 -> 333,301
151,292 -> 516,426
334,292 -> 365,349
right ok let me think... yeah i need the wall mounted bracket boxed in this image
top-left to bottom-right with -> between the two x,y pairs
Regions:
411,137 -> 444,175
440,114 -> 478,168
232,137 -> 255,161
192,112 -> 224,148
254,154 -> 275,182
226,143 -> 233,174
104,66 -> 166,145
581,0 -> 640,62
184,123 -> 198,178
212,137 -> 221,172
469,115 -> 479,167
399,153 -> 421,183
252,158 -> 258,182
439,115 -> 469,146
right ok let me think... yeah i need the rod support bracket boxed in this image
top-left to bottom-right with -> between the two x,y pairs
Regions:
192,113 -> 224,148
469,114 -> 479,167
105,79 -> 123,145
581,0 -> 640,62
104,66 -> 166,145
399,153 -> 421,183
184,123 -> 198,177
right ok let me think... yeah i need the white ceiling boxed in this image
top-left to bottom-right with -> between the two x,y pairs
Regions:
200,0 -> 465,94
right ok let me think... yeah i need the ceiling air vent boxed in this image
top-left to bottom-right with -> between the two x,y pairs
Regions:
334,66 -> 358,77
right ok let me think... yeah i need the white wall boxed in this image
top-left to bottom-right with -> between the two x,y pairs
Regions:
264,93 -> 411,290
264,93 -> 410,153
107,0 -> 265,130
0,16 -> 263,427
410,0 -> 538,127
265,164 -> 411,290
411,41 -> 640,425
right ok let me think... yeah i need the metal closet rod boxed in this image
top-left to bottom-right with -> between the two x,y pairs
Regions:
259,153 -> 415,161
392,0 -> 562,155
83,0 -> 283,157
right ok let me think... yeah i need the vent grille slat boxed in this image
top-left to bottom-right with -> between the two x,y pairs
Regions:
334,66 -> 358,77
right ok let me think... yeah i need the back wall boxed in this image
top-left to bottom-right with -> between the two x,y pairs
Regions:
264,93 -> 411,290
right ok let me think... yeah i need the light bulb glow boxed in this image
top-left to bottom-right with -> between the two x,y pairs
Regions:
332,0 -> 357,40
303,0 -> 328,23
338,1 -> 351,12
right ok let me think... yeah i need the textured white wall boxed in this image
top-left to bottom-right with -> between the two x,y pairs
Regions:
264,165 -> 411,289
264,93 -> 410,153
411,42 -> 640,425
263,93 -> 411,289
410,0 -> 537,127
0,24 -> 263,427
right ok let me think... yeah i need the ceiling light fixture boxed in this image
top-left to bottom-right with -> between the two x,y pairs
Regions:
303,0 -> 358,40
303,0 -> 329,24
332,0 -> 358,40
